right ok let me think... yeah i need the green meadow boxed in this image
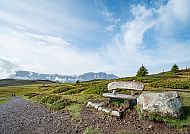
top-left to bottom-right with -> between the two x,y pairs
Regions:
0,68 -> 190,129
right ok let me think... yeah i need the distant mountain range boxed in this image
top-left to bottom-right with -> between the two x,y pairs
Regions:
9,71 -> 119,83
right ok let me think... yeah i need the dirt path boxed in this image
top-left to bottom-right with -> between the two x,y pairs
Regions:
0,97 -> 188,134
0,97 -> 79,134
81,108 -> 184,134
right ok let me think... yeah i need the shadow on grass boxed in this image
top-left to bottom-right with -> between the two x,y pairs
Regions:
166,106 -> 190,128
181,106 -> 190,120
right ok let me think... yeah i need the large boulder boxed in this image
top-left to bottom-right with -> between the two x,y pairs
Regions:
137,91 -> 183,118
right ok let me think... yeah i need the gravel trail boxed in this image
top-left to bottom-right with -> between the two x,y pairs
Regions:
0,97 -> 188,134
0,97 -> 78,134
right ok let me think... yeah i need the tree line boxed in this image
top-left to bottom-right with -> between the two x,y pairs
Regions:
136,64 -> 180,77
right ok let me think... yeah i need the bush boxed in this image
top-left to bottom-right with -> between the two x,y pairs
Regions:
52,85 -> 75,93
135,76 -> 161,83
66,104 -> 82,121
82,83 -> 108,94
150,80 -> 190,89
24,93 -> 39,98
50,98 -> 73,110
40,95 -> 61,104
63,88 -> 85,95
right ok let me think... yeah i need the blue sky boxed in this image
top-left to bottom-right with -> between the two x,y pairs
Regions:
0,0 -> 190,78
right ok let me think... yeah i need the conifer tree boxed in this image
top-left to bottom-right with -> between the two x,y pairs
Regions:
136,65 -> 148,77
171,64 -> 179,73
76,80 -> 80,85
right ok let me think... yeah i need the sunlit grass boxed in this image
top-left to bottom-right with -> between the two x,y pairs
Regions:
65,104 -> 82,121
0,99 -> 8,104
0,84 -> 56,98
83,126 -> 101,134
0,68 -> 190,130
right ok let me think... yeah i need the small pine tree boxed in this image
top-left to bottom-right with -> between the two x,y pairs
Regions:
76,80 -> 80,85
171,64 -> 179,73
136,65 -> 148,77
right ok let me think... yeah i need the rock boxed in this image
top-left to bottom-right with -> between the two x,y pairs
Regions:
148,125 -> 153,130
98,107 -> 103,111
111,111 -> 121,117
86,101 -> 104,109
101,108 -> 111,114
137,91 -> 183,118
107,81 -> 144,91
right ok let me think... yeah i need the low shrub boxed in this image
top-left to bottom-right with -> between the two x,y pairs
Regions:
52,85 -> 75,93
150,80 -> 190,89
24,93 -> 39,98
82,83 -> 108,94
40,95 -> 61,104
66,104 -> 82,121
63,87 -> 85,95
111,99 -> 125,107
50,98 -> 73,110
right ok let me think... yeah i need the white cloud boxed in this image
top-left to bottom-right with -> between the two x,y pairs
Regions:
95,0 -> 120,32
103,0 -> 190,76
156,0 -> 190,36
0,1 -> 100,41
123,5 -> 155,52
0,58 -> 19,79
0,28 -> 110,76
102,6 -> 156,75
0,0 -> 190,78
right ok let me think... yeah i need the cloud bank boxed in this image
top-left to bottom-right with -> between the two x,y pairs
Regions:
0,0 -> 190,78
0,58 -> 19,79
0,28 -> 110,78
104,0 -> 190,76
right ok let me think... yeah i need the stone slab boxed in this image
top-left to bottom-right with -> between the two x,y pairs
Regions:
108,81 -> 144,91
103,93 -> 136,100
111,110 -> 121,117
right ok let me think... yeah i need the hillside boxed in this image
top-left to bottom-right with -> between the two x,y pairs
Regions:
119,68 -> 190,90
0,68 -> 190,133
0,79 -> 56,87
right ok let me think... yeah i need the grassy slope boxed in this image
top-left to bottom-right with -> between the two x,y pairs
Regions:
0,79 -> 56,87
0,99 -> 8,104
0,68 -> 190,128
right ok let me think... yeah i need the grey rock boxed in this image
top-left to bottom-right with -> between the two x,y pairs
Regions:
137,91 -> 183,118
111,111 -> 121,117
101,108 -> 111,114
107,81 -> 144,91
98,107 -> 103,111
148,125 -> 153,129
86,101 -> 104,109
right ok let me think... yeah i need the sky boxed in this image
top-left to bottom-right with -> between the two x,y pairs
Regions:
0,0 -> 190,78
